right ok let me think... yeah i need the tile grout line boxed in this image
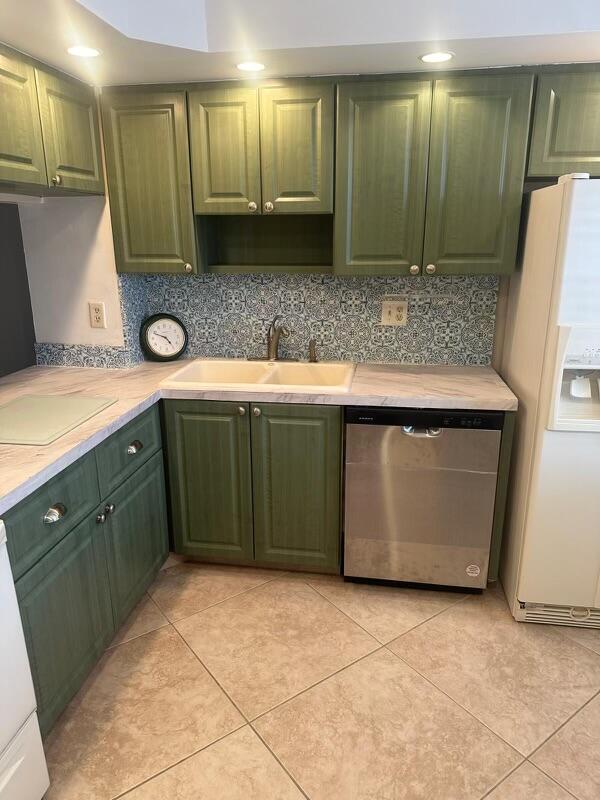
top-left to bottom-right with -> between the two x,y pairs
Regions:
110,724 -> 251,800
384,644 -> 526,758
477,758 -> 527,799
105,592 -> 169,650
250,724 -> 312,800
527,686 -> 600,759
522,761 -> 580,800
153,570 -> 289,625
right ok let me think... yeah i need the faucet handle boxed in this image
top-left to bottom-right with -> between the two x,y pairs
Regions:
308,338 -> 318,363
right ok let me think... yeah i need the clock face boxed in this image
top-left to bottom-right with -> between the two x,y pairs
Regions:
140,315 -> 188,361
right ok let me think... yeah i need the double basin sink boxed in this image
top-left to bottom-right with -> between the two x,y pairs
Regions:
161,359 -> 355,393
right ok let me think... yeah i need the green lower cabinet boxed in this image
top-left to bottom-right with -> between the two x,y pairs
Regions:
164,400 -> 254,561
251,403 -> 341,572
15,512 -> 114,736
102,451 -> 168,629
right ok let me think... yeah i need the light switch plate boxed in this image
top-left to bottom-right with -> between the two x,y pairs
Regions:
88,301 -> 107,329
381,295 -> 408,326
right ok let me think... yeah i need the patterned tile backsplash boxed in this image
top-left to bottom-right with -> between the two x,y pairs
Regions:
36,273 -> 498,368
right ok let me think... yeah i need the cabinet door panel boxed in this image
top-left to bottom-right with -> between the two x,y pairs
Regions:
101,89 -> 197,273
334,80 -> 431,275
16,514 -> 113,735
0,48 -> 47,187
188,87 -> 261,214
251,403 -> 341,572
164,400 -> 254,560
260,84 -> 334,213
35,68 -> 104,193
424,75 -> 533,275
529,73 -> 600,176
103,451 -> 168,629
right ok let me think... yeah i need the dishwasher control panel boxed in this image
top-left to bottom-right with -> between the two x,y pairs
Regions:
345,407 -> 504,430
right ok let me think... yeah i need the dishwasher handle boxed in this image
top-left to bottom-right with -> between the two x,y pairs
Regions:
401,425 -> 443,438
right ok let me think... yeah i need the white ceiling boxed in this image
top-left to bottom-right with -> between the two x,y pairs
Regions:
2,0 -> 600,86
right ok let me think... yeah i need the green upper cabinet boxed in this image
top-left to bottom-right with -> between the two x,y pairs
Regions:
101,88 -> 198,274
529,72 -> 600,177
102,452 -> 168,630
334,80 -> 432,275
188,86 -> 261,214
35,68 -> 104,193
251,403 -> 341,572
259,84 -> 334,214
0,46 -> 47,188
16,512 -> 114,735
163,400 -> 254,561
423,74 -> 533,276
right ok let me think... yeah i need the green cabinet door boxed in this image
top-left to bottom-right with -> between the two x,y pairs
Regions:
259,84 -> 334,214
101,89 -> 197,273
334,80 -> 432,275
251,403 -> 341,572
35,68 -> 104,193
529,72 -> 600,177
188,86 -> 261,214
163,400 -> 254,561
0,46 -> 47,187
102,451 -> 168,629
16,512 -> 114,735
423,74 -> 533,275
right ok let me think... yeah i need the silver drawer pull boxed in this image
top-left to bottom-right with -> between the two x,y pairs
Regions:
43,503 -> 67,524
104,503 -> 116,515
402,426 -> 442,438
127,440 -> 143,455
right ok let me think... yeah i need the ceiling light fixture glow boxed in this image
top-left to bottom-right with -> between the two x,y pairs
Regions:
420,51 -> 454,63
67,45 -> 101,58
236,61 -> 265,72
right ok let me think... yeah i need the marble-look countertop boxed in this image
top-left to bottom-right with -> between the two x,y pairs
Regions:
0,361 -> 516,515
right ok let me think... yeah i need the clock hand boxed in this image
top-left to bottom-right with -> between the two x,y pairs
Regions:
155,333 -> 174,346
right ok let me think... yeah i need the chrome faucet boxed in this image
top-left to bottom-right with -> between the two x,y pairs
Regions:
266,315 -> 291,360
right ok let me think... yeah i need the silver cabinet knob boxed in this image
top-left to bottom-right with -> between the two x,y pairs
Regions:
409,265 -> 420,275
127,439 -> 143,455
264,201 -> 274,213
238,406 -> 246,416
184,263 -> 193,273
51,174 -> 62,186
104,503 -> 116,515
425,264 -> 436,275
96,512 -> 106,524
43,503 -> 67,525
252,407 -> 261,417
248,201 -> 257,212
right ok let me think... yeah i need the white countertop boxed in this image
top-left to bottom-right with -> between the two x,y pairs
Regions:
0,361 -> 516,515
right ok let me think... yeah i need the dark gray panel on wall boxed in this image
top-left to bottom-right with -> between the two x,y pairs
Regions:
0,204 -> 36,377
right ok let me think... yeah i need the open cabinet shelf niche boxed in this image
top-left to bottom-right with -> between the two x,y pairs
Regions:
197,214 -> 334,275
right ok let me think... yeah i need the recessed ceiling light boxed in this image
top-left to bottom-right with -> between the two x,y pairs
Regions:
420,51 -> 454,63
236,61 -> 265,72
67,45 -> 101,58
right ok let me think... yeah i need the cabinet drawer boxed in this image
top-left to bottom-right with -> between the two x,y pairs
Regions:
5,451 -> 100,581
95,406 -> 162,497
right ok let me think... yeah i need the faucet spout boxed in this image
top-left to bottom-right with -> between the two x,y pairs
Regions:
266,315 -> 290,360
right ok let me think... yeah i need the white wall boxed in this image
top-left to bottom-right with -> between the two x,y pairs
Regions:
19,196 -> 124,347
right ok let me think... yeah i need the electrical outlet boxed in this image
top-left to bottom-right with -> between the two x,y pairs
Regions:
381,295 -> 408,326
88,301 -> 107,329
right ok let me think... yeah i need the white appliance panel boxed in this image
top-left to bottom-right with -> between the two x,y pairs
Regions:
0,714 -> 49,800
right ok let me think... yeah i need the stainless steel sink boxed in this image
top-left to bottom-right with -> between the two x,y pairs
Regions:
161,359 -> 355,393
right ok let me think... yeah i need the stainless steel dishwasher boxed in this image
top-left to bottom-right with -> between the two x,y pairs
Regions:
344,407 -> 503,589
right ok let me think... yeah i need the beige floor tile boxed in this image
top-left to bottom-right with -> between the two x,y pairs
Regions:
148,562 -> 283,622
308,575 -> 466,643
254,648 -> 520,800
44,627 -> 244,800
176,578 -> 379,718
109,594 -> 168,647
390,591 -> 600,755
122,726 -> 304,799
532,693 -> 600,800
560,625 -> 600,656
486,762 -> 574,799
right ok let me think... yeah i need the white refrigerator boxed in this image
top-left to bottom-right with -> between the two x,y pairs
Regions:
501,174 -> 600,626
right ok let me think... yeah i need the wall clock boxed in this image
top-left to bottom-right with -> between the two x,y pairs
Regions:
139,314 -> 188,362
